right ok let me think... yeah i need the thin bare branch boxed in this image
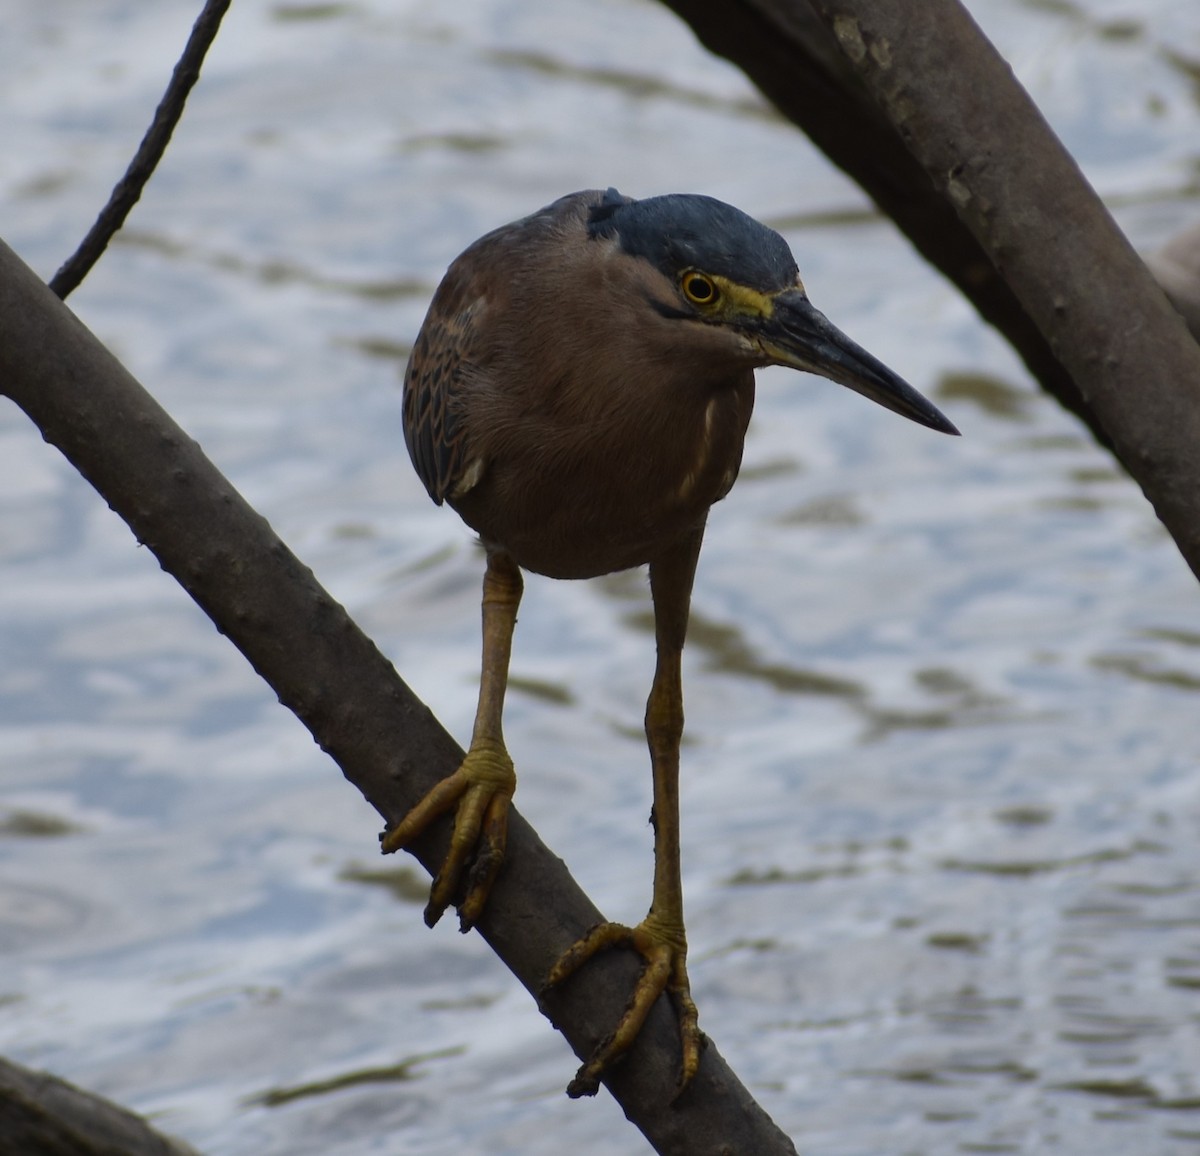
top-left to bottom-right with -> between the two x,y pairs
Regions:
48,0 -> 232,300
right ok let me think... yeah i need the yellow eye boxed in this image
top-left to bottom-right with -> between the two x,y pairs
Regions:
682,271 -> 718,306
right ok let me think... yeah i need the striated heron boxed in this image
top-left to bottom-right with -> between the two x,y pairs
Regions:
383,188 -> 957,1096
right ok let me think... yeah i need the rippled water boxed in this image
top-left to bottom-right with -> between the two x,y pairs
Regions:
2,1 -> 1200,1153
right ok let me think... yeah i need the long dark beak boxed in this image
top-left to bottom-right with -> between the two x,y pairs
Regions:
759,289 -> 959,435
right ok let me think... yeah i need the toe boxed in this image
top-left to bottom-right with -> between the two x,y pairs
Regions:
380,766 -> 469,855
458,791 -> 511,930
546,915 -> 701,1096
545,921 -> 635,989
381,740 -> 516,927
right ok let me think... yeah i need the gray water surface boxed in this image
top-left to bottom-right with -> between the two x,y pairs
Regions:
2,1 -> 1200,1153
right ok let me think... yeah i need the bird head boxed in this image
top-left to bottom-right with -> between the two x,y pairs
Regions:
587,189 -> 958,436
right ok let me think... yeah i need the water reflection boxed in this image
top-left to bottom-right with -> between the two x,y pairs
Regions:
2,1 -> 1200,1154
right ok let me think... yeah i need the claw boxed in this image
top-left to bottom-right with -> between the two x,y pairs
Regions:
543,916 -> 702,1097
381,739 -> 514,928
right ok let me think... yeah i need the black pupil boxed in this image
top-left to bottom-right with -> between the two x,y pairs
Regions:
687,277 -> 712,301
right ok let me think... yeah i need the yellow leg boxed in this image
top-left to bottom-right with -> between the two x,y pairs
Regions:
381,550 -> 522,931
544,528 -> 705,1097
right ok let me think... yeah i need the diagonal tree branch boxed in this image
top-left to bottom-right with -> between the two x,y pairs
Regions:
660,0 -> 1200,585
0,236 -> 798,1156
0,1057 -> 202,1156
802,0 -> 1200,581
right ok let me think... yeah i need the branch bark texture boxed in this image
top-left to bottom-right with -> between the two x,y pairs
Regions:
803,0 -> 1200,581
0,237 -> 797,1156
661,0 -> 1200,584
0,1057 -> 201,1156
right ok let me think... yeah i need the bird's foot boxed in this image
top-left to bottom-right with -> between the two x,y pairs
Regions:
542,912 -> 702,1098
380,738 -> 514,931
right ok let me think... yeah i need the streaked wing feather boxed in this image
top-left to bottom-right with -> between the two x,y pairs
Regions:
402,289 -> 482,505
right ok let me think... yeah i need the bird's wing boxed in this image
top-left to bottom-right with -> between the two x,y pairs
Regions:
402,287 -> 486,506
